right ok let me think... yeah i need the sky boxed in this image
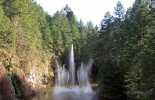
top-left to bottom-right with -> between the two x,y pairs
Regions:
35,0 -> 135,26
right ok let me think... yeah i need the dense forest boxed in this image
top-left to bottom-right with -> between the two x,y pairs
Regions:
0,0 -> 155,99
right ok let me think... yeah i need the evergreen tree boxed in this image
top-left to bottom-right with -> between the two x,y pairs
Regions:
98,58 -> 127,100
0,6 -> 16,56
94,12 -> 114,65
78,19 -> 87,61
51,11 -> 71,57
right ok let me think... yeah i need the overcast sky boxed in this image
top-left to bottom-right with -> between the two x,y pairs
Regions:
35,0 -> 135,26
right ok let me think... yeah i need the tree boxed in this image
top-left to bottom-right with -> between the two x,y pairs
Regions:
0,6 -> 16,56
51,11 -> 72,57
98,58 -> 127,100
94,12 -> 114,65
114,1 -> 125,18
120,0 -> 155,98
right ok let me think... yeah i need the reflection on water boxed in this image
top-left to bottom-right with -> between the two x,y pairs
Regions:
50,86 -> 97,100
51,91 -> 97,100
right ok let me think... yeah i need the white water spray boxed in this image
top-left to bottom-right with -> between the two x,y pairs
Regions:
69,44 -> 75,86
52,44 -> 94,100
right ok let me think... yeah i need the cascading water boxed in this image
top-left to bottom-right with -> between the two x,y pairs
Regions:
52,44 -> 95,100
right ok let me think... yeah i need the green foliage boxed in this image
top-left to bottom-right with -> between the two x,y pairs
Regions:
51,11 -> 72,56
122,0 -> 155,94
0,6 -> 16,55
114,1 -> 125,18
96,0 -> 155,99
12,77 -> 21,98
2,58 -> 13,76
98,58 -> 127,100
1,0 -> 97,66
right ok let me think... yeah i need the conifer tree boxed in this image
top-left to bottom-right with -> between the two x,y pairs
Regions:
0,6 -> 16,56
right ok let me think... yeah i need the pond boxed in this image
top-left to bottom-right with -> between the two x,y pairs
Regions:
23,84 -> 101,100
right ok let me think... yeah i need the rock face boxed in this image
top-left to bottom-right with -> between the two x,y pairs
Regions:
0,57 -> 54,99
0,64 -> 14,100
13,67 -> 36,98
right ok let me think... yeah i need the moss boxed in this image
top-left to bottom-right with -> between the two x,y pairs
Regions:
11,76 -> 21,99
2,57 -> 22,98
2,58 -> 14,76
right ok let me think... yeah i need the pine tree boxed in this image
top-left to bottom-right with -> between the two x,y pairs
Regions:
0,6 -> 16,56
122,0 -> 155,98
98,58 -> 127,100
94,12 -> 114,65
51,11 -> 71,57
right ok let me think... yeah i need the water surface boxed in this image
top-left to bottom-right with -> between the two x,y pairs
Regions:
24,85 -> 100,100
